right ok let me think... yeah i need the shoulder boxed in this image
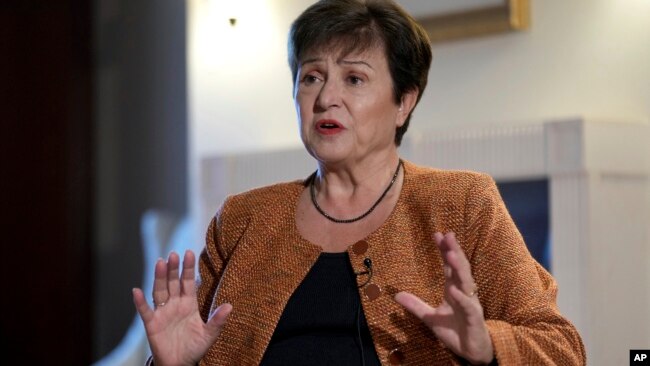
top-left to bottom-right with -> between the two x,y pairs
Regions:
218,180 -> 304,222
225,180 -> 304,208
402,160 -> 497,200
207,180 -> 304,254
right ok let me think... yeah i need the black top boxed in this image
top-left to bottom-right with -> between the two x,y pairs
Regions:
260,252 -> 381,366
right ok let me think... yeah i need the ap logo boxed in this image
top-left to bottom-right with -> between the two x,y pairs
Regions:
631,350 -> 650,365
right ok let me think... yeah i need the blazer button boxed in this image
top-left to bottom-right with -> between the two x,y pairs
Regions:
352,240 -> 369,255
364,283 -> 381,300
388,349 -> 405,365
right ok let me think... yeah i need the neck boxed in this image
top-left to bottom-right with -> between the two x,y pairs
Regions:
315,151 -> 400,195
309,154 -> 401,223
310,156 -> 403,224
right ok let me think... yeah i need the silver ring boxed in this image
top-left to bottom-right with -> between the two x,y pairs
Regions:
467,285 -> 478,297
154,301 -> 166,308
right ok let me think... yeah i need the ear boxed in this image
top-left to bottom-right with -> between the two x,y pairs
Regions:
396,87 -> 419,128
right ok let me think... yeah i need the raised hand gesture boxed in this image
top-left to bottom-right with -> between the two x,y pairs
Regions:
395,232 -> 494,365
132,250 -> 232,366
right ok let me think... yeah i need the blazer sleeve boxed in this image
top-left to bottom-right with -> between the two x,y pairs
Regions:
463,174 -> 586,365
196,200 -> 230,323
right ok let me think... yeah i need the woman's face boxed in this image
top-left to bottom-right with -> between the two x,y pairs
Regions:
294,44 -> 413,166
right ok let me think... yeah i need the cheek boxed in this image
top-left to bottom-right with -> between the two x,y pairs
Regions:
295,103 -> 311,141
295,92 -> 312,116
297,111 -> 311,134
294,98 -> 307,122
364,99 -> 398,128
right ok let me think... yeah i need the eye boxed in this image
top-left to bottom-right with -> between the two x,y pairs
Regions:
301,73 -> 321,86
347,75 -> 364,86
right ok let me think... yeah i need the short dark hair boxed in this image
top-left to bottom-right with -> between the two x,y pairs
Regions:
288,0 -> 432,145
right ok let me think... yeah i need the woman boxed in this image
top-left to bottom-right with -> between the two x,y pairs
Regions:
133,0 -> 586,365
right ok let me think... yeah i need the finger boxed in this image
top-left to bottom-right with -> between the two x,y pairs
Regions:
167,251 -> 181,298
152,258 -> 169,306
446,250 -> 477,296
438,232 -> 476,297
434,232 -> 451,278
180,250 -> 196,297
433,231 -> 445,242
206,303 -> 233,338
435,232 -> 458,306
394,291 -> 437,322
443,233 -> 471,277
447,284 -> 483,321
133,288 -> 154,323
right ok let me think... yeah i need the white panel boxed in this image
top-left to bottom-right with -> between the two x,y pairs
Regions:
406,124 -> 545,181
550,174 -> 588,348
588,173 -> 650,365
397,0 -> 505,17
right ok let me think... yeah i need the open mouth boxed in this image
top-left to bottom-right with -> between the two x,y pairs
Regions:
320,123 -> 338,129
316,119 -> 344,132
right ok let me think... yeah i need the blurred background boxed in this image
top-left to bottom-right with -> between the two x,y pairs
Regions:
1,0 -> 648,365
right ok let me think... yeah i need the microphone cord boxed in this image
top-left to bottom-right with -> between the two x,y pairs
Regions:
355,257 -> 373,366
357,302 -> 366,366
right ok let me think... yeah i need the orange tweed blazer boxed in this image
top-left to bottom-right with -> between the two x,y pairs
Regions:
196,160 -> 586,365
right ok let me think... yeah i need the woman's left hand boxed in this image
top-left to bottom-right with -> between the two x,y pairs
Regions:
395,232 -> 494,365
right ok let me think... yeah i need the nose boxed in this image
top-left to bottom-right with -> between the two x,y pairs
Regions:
315,77 -> 341,110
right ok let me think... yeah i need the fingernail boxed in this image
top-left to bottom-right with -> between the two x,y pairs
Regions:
444,265 -> 451,278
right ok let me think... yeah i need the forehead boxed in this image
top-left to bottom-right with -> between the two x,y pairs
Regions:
300,41 -> 387,65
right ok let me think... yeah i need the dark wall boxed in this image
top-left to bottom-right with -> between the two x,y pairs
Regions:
0,0 -> 187,362
93,0 -> 188,360
0,1 -> 93,365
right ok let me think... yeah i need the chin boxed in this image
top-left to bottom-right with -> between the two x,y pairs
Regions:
304,140 -> 351,164
308,149 -> 351,166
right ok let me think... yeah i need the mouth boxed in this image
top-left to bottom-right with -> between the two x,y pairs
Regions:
316,119 -> 344,134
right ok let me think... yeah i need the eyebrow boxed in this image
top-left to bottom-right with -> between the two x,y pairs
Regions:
300,57 -> 374,70
300,58 -> 322,66
339,59 -> 373,69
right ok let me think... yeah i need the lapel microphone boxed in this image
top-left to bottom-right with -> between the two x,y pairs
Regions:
356,258 -> 373,287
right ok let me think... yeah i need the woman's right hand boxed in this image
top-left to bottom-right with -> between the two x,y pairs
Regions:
132,250 -> 232,366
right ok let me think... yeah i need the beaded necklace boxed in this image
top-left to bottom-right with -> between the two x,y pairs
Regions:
310,159 -> 402,224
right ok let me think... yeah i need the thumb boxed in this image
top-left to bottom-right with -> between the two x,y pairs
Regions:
395,291 -> 436,321
205,303 -> 233,338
